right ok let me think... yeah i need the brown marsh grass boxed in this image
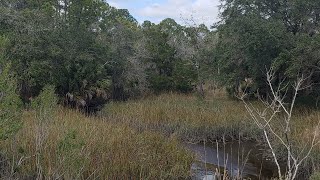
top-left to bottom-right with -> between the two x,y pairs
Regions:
103,93 -> 261,142
1,108 -> 193,179
103,93 -> 320,177
2,93 -> 320,179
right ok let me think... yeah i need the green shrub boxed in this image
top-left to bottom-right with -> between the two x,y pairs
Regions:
0,63 -> 23,140
149,75 -> 174,92
31,85 -> 57,122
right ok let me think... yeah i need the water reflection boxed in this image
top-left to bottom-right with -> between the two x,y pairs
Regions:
186,142 -> 275,180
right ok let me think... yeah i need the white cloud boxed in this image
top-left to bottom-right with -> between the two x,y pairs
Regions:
108,1 -> 120,8
106,0 -> 220,27
137,0 -> 220,27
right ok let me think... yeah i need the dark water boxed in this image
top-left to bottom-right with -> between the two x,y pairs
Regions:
186,142 -> 276,180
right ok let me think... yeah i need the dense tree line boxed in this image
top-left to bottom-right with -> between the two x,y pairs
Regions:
1,0 -> 320,112
216,0 -> 320,102
0,0 -> 217,112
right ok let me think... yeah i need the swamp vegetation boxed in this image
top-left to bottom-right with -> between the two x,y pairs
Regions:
1,0 -> 320,179
1,93 -> 320,179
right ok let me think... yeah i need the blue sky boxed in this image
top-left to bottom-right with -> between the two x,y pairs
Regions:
107,0 -> 221,27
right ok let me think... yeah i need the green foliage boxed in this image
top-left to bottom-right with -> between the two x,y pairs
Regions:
173,61 -> 197,93
31,85 -> 57,111
1,0 -> 114,105
2,0 -> 318,108
217,0 -> 320,99
142,19 -> 198,93
149,75 -> 174,93
31,85 -> 57,122
0,0 -> 217,105
0,63 -> 22,140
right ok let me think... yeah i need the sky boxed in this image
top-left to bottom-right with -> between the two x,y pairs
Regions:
107,0 -> 221,27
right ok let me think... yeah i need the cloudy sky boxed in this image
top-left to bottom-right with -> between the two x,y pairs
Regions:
107,0 -> 221,27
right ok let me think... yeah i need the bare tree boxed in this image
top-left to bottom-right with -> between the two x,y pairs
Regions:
238,68 -> 320,180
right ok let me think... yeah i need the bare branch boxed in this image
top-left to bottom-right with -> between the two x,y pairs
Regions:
240,68 -> 319,180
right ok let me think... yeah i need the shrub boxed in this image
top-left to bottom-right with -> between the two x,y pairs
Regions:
31,85 -> 57,121
0,63 -> 23,140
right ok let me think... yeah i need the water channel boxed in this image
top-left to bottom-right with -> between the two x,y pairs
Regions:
186,141 -> 276,180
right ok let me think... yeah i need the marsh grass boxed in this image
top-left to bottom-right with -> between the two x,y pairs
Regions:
1,108 -> 193,179
103,93 -> 262,142
103,93 -> 320,178
2,92 -> 320,179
